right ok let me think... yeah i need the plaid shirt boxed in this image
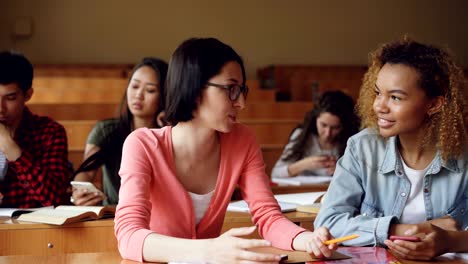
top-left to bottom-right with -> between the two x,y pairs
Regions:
0,107 -> 71,208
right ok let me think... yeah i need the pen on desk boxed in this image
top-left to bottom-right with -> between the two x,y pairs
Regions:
324,234 -> 359,245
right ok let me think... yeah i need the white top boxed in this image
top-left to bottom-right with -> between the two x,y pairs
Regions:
188,190 -> 215,225
400,157 -> 431,224
272,129 -> 339,178
0,152 -> 7,181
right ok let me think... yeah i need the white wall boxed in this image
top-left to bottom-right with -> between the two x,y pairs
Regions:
1,0 -> 466,77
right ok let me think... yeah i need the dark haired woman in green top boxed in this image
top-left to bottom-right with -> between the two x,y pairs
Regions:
71,57 -> 168,205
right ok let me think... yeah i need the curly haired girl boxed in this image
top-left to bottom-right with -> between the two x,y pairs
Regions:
315,37 -> 467,260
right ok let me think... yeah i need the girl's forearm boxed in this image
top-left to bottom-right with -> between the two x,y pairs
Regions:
292,231 -> 313,251
143,233 -> 209,262
448,231 -> 468,252
288,160 -> 307,176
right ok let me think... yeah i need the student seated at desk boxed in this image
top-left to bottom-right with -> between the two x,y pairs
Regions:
314,37 -> 468,260
0,51 -> 71,208
272,91 -> 359,177
115,38 -> 338,263
71,57 -> 168,206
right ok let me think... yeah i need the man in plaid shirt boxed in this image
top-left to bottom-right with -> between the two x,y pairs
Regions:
0,51 -> 71,208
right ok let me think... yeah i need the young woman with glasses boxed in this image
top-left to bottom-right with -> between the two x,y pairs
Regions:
115,37 -> 337,263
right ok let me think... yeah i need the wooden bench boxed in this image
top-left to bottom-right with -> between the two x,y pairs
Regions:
240,101 -> 311,119
28,102 -> 312,121
29,78 -> 275,103
246,88 -> 276,101
68,144 -> 284,177
32,77 -> 128,90
27,103 -> 120,120
60,119 -> 299,151
34,63 -> 133,78
61,119 -> 295,175
30,77 -> 128,104
257,65 -> 367,101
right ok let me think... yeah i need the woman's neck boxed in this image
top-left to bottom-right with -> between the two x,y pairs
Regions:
132,116 -> 155,130
172,121 -> 219,160
398,132 -> 436,170
318,136 -> 336,150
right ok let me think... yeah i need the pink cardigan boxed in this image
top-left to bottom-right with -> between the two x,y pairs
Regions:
115,124 -> 306,261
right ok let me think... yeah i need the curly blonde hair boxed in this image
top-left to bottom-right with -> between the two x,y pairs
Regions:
357,37 -> 467,160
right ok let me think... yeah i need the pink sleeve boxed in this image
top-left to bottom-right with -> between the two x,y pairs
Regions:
114,129 -> 154,262
238,129 -> 306,250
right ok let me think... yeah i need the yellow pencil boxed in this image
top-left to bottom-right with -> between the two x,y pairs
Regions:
324,234 -> 359,245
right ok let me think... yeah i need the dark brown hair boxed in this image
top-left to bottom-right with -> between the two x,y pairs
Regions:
283,91 -> 360,162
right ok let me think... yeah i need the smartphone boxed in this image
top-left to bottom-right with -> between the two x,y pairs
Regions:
280,254 -> 288,262
70,181 -> 100,193
389,235 -> 421,242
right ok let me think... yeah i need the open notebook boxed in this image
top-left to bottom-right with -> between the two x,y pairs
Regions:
16,205 -> 115,225
0,206 -> 54,218
228,191 -> 326,213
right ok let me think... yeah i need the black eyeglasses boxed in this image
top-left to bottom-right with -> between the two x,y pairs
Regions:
206,82 -> 249,101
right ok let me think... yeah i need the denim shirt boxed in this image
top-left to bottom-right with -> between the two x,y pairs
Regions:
314,128 -> 468,247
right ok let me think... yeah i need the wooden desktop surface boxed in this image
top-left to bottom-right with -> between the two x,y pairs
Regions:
231,184 -> 329,200
0,249 -> 466,264
0,211 -> 315,256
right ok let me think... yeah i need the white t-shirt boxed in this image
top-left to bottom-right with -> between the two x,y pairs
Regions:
400,157 -> 431,224
188,190 -> 215,225
0,152 -> 7,181
272,129 -> 339,178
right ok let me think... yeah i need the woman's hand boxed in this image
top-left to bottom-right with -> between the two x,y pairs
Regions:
0,123 -> 21,161
205,226 -> 283,264
427,216 -> 459,231
293,227 -> 338,258
302,156 -> 330,170
389,216 -> 459,237
289,155 -> 336,176
324,157 -> 337,175
384,223 -> 452,260
71,188 -> 106,206
156,111 -> 168,127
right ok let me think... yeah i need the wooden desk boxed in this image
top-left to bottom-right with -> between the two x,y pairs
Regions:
222,211 -> 316,236
0,248 -> 466,264
270,184 -> 329,194
0,217 -> 117,256
231,184 -> 329,200
0,211 -> 315,256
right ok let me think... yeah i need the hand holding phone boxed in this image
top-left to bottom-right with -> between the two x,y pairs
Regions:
279,254 -> 288,262
389,235 -> 421,242
71,181 -> 106,206
71,181 -> 100,193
